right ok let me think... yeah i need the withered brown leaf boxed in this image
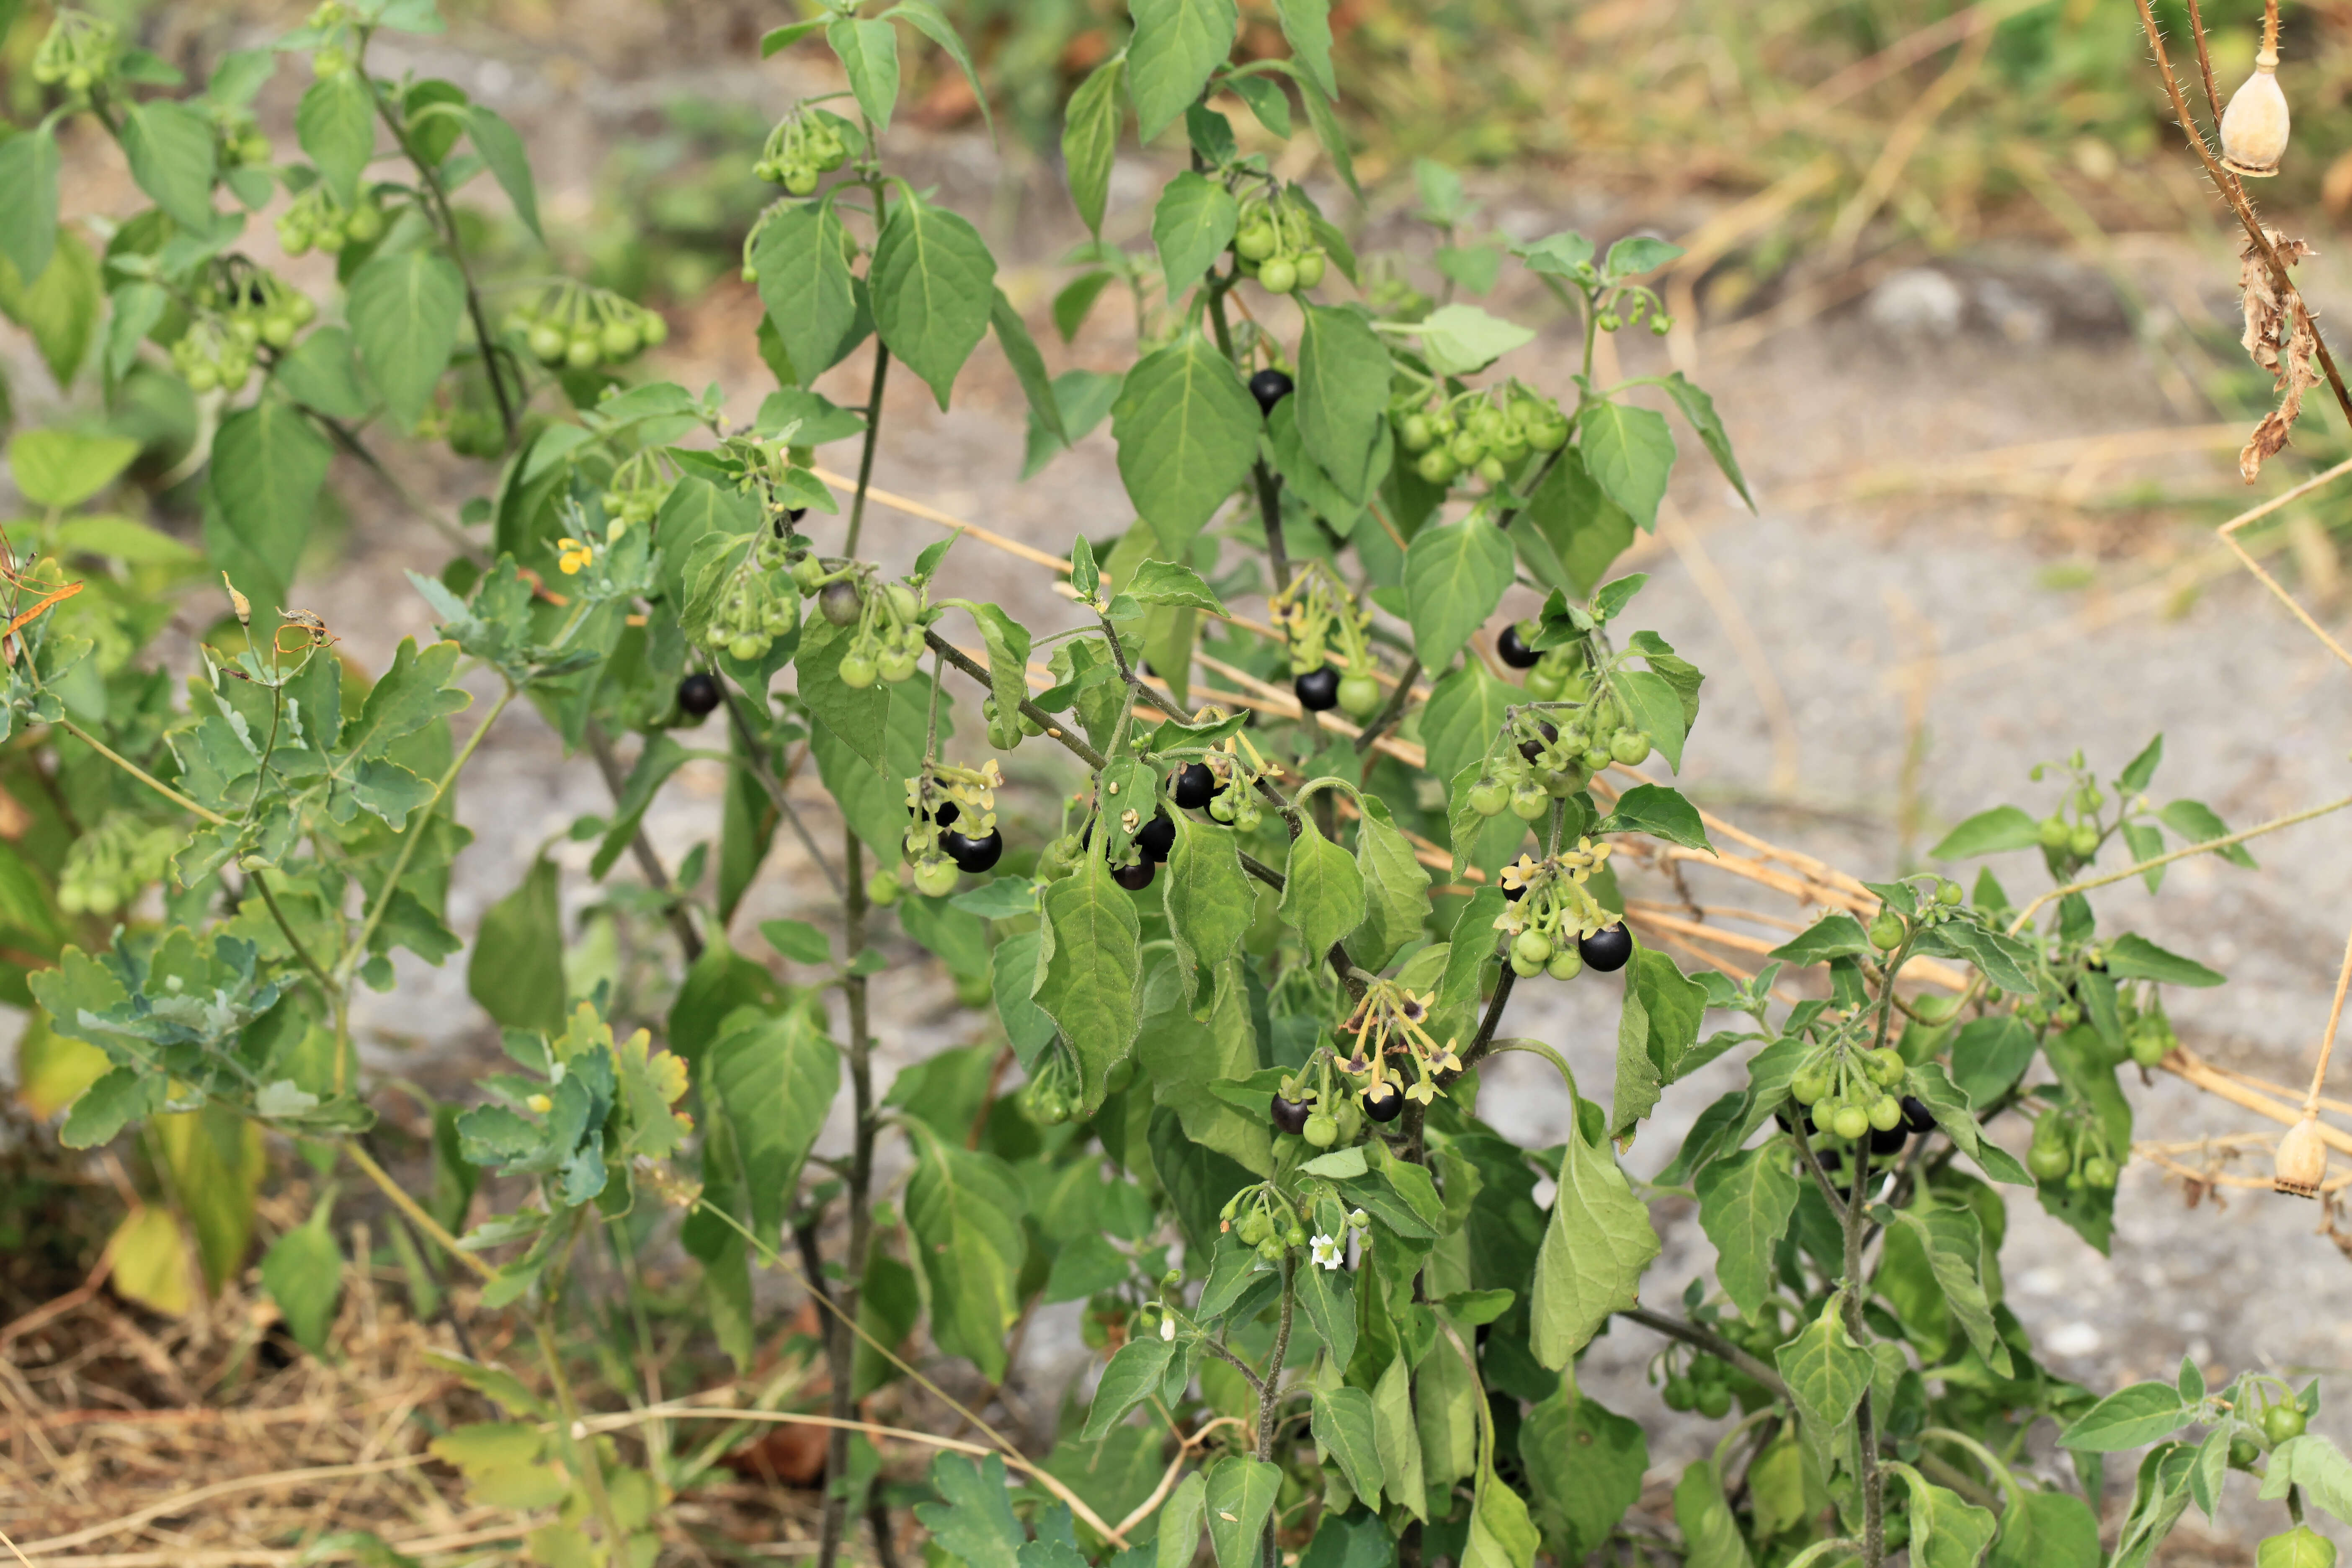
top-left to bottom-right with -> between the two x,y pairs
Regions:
2239,230 -> 2324,482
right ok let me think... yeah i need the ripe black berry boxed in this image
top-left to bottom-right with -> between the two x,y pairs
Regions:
1248,368 -> 1295,415
1503,882 -> 1525,902
1900,1096 -> 1935,1135
1295,666 -> 1341,712
1517,721 -> 1559,761
941,828 -> 1003,874
1497,624 -> 1541,669
1362,1081 -> 1405,1122
1173,762 -> 1220,811
1113,859 -> 1158,892
1869,1124 -> 1909,1156
1270,1094 -> 1312,1136
911,799 -> 960,830
1578,924 -> 1633,972
678,672 -> 721,719
1135,812 -> 1175,864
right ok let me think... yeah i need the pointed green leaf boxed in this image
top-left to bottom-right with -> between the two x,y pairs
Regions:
207,398 -> 331,624
1112,330 -> 1260,556
754,196 -> 861,384
1373,1354 -> 1426,1522
1530,1117 -> 1661,1367
2059,1381 -> 2190,1452
1989,1486 -> 2101,1568
1348,805 -> 1431,972
1062,58 -> 1125,236
1154,170 -> 1238,304
347,248 -> 467,430
1672,1459 -> 1754,1568
0,126 -> 60,285
1128,0 -> 1240,140
261,1197 -> 343,1354
1576,401 -> 1675,530
708,1005 -> 840,1243
1521,1391 -> 1646,1561
1275,0 -> 1336,97
1166,817 -> 1253,1003
1083,1334 -> 1180,1440
119,98 -> 217,232
294,70 -> 376,206
465,105 -> 542,241
1930,806 -> 2043,859
905,1126 -> 1026,1379
871,188 -> 997,410
1404,515 -> 1514,674
1661,371 -> 1749,508
8,429 -> 139,511
1775,1306 -> 1873,1446
1034,858 -> 1144,1117
1694,1136 -> 1799,1318
1281,814 -> 1365,959
1297,303 -> 1390,503
827,17 -> 901,133
886,1 -> 994,137
1311,1386 -> 1382,1510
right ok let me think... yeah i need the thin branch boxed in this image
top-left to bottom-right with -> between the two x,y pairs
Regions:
2306,920 -> 2352,1115
1620,1308 -> 1789,1402
2007,791 -> 2352,933
712,686 -> 843,898
52,718 -> 228,826
584,722 -> 706,962
1353,658 -> 1421,755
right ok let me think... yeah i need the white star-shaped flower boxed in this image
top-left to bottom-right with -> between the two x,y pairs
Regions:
1310,1233 -> 1344,1271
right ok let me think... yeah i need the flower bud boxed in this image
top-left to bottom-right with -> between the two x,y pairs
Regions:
2275,1111 -> 2328,1199
2220,44 -> 2290,178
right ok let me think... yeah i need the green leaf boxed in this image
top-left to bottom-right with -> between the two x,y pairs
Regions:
916,1454 -> 1026,1568
1890,1202 -> 2011,1376
1297,304 -> 1391,504
1694,1136 -> 1798,1318
1594,783 -> 1712,852
870,188 -> 997,410
1288,66 -> 1359,201
1950,1015 -> 2036,1107
273,323 -> 372,420
761,20 -> 825,55
0,225 -> 98,385
1672,1460 -> 1754,1568
1612,946 -> 1706,1135
344,636 -> 469,760
1275,0 -> 1337,97
754,196 -> 861,384
347,248 -> 467,431
1530,1114 -> 1661,1367
1127,558 -> 1228,614
1893,1465 -> 2000,1568
1128,0 -> 1240,140
2257,1528 -> 2338,1568
1517,446 -> 1636,597
1420,659 -> 1515,795
1404,515 -> 1514,675
1612,668 -> 1691,772
0,126 -> 60,286
1373,1355 -> 1426,1522
1034,859 -> 1144,1118
1348,807 -> 1432,972
1062,58 -> 1125,236
119,99 -> 217,232
1604,236 -> 1682,278
1165,818 -> 1253,1006
295,70 -> 376,206
260,1196 -> 342,1354
1930,806 -> 2043,859
1769,913 -> 1872,967
9,429 -> 139,511
1989,1490 -> 2102,1568
964,601 -> 1034,743
465,105 -> 541,241
2060,1382 -> 2190,1452
887,2 -> 994,138
1203,1455 -> 1282,1568
988,289 -> 1066,448
1281,814 -> 1365,959
1158,1472 -> 1209,1568
1224,72 -> 1291,137
1661,371 -> 1750,508
708,1005 -> 840,1244
827,17 -> 902,133
1774,1305 -> 1872,1447
1521,1392 -> 1646,1560
1153,170 -> 1238,304
1082,1334 -> 1179,1440
467,856 -> 566,1035
2157,798 -> 2257,868
1112,330 -> 1260,556
991,931 -> 1057,1068
1293,1245 -> 1356,1363
1576,401 -> 1676,531
1900,1062 -> 2033,1186
2103,932 -> 2224,988
1933,921 -> 2041,997
2259,1435 -> 2352,1522
207,399 -> 332,624
1311,1387 -> 1382,1510
1403,303 -> 1529,377
904,1126 -> 1026,1380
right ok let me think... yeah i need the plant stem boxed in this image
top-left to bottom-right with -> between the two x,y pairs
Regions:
1259,1256 -> 1295,1462
714,684 -> 843,897
54,718 -> 228,825
584,722 -> 706,962
1205,278 -> 1292,596
534,1291 -> 632,1557
1620,1308 -> 1789,1400
844,346 -> 892,557
343,1140 -> 492,1282
1352,659 -> 1420,754
250,868 -> 335,1003
923,630 -> 1109,769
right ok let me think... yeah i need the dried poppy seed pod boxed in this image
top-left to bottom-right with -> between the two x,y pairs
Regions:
2220,43 -> 2290,177
2275,1111 -> 2328,1198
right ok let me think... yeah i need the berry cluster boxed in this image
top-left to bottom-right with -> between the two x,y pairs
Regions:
1183,726 -> 1269,833
30,10 -> 119,94
1394,382 -> 1568,490
702,535 -> 801,663
1494,848 -> 1630,981
210,103 -> 273,170
1231,186 -> 1328,296
276,184 -> 385,256
1658,1344 -> 1745,1419
1789,1041 -> 1916,1145
980,694 -> 1047,750
1271,564 -> 1384,720
1495,618 -> 1597,706
2027,1100 -> 2120,1190
509,284 -> 669,372
598,450 -> 680,531
755,109 -> 852,195
172,273 -> 319,395
1217,1183 -> 1362,1265
887,760 -> 1006,900
822,575 -> 929,689
1331,980 -> 1466,1119
1023,1043 -> 1083,1125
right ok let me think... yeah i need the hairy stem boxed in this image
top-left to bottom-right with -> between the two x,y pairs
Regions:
844,346 -> 892,557
534,1284 -> 631,1557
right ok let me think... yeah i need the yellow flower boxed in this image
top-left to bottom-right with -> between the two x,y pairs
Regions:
557,537 -> 593,575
